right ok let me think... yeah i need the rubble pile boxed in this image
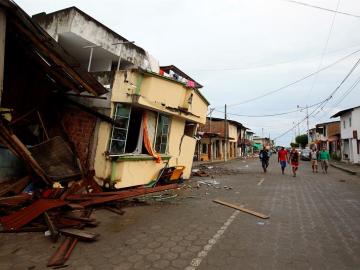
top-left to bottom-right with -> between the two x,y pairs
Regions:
0,172 -> 180,267
192,164 -> 245,177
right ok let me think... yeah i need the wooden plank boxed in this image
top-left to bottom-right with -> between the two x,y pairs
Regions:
61,214 -> 95,223
0,176 -> 30,197
213,199 -> 269,219
59,228 -> 99,241
0,122 -> 51,184
43,211 -> 58,242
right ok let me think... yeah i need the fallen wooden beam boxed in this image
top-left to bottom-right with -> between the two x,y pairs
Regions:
213,199 -> 269,219
59,228 -> 99,241
44,211 -> 58,242
74,184 -> 180,207
47,237 -> 72,267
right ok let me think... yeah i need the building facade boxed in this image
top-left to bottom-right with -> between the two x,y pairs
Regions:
332,107 -> 360,163
35,7 -> 209,188
309,121 -> 341,157
196,117 -> 244,161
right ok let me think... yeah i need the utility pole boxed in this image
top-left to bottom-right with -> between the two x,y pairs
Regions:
293,121 -> 296,143
306,105 -> 310,146
209,108 -> 214,162
224,104 -> 227,162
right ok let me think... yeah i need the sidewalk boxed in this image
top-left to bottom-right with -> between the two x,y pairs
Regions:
330,161 -> 360,175
192,156 -> 257,167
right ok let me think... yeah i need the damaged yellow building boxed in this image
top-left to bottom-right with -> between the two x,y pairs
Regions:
34,8 -> 209,189
94,68 -> 209,188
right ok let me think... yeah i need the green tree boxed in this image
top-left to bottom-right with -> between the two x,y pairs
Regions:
290,142 -> 299,148
295,134 -> 308,148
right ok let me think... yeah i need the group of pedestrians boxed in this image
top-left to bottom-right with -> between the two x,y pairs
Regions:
259,145 -> 331,177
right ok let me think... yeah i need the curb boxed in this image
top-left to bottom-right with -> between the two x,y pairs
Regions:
330,163 -> 357,175
193,157 -> 257,167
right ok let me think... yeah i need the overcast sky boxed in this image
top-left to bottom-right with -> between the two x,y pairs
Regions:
17,0 -> 360,146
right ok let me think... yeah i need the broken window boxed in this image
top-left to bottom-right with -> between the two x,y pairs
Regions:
184,121 -> 197,137
109,104 -> 172,156
109,103 -> 131,154
155,114 -> 171,154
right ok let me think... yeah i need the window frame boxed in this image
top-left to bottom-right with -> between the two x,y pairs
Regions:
108,103 -> 132,155
154,113 -> 171,154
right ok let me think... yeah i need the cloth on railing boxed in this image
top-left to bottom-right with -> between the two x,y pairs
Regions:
143,112 -> 161,163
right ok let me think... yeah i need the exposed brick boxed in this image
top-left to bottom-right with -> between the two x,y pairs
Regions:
61,107 -> 96,170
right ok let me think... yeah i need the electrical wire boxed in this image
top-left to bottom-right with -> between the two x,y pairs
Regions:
213,100 -> 324,118
311,73 -> 360,121
273,57 -> 360,140
284,0 -> 360,18
212,49 -> 360,108
305,0 -> 340,100
191,44 -> 360,72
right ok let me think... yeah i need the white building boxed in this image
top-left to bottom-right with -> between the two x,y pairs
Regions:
331,106 -> 360,164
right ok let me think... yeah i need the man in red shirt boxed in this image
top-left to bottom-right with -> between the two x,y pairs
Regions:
278,147 -> 288,175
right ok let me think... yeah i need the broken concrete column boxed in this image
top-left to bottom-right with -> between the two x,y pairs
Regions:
0,8 -> 5,106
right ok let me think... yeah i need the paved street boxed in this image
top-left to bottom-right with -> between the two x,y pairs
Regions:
1,157 -> 360,270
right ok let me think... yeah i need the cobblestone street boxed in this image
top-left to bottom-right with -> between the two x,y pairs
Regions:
1,158 -> 360,270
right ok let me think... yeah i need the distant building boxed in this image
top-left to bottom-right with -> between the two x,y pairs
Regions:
253,136 -> 272,150
309,121 -> 341,157
195,117 -> 246,161
34,7 -> 210,188
331,106 -> 360,163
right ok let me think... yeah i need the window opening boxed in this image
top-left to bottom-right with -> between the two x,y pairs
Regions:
155,114 -> 171,154
109,103 -> 131,154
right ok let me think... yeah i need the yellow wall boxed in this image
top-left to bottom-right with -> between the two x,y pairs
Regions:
228,123 -> 238,142
93,114 -> 197,188
111,70 -> 208,124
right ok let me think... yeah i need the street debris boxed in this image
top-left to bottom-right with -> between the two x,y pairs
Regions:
0,171 -> 180,267
192,164 -> 246,177
213,199 -> 270,219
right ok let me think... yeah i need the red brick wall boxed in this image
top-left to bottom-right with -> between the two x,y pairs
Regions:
327,122 -> 340,137
198,121 -> 226,137
61,107 -> 97,170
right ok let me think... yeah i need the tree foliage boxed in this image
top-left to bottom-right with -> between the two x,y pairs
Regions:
295,134 -> 308,148
290,142 -> 299,148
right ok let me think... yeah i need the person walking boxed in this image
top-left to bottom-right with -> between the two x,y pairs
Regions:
278,147 -> 288,175
259,147 -> 270,173
319,146 -> 330,174
309,147 -> 319,173
289,146 -> 300,177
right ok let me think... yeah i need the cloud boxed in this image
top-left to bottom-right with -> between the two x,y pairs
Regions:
15,0 -> 360,145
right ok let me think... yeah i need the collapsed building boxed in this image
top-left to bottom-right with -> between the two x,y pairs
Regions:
0,1 -> 209,266
0,2 -> 209,189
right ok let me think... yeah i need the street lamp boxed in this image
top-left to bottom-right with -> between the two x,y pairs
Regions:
112,41 -> 135,71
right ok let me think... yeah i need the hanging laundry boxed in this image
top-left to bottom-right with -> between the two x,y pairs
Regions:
143,112 -> 162,163
186,80 -> 196,88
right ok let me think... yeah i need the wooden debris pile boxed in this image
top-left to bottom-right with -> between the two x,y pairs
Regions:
0,172 -> 180,267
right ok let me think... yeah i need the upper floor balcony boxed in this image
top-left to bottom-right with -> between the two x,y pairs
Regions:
110,69 -> 209,124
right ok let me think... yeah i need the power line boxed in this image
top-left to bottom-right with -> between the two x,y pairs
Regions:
213,49 -> 360,108
213,100 -> 324,118
191,44 -> 360,73
332,76 -> 360,107
311,73 -> 360,121
284,0 -> 360,18
273,57 -> 360,140
306,0 -> 340,100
